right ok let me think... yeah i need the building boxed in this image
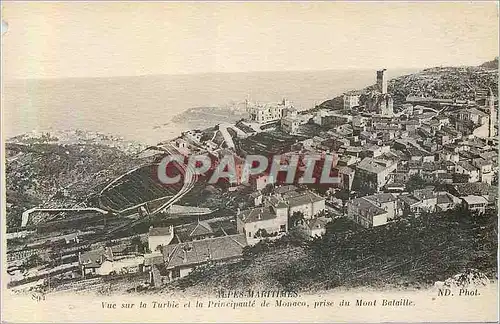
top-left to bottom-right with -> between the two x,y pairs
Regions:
472,158 -> 493,184
347,197 -> 389,228
150,234 -> 247,287
237,204 -> 288,246
175,220 -> 215,242
281,116 -> 301,134
461,195 -> 489,215
285,190 -> 326,220
251,174 -> 274,191
304,217 -> 330,238
377,69 -> 388,94
362,193 -> 399,220
313,110 -> 353,127
486,88 -> 497,138
457,108 -> 489,125
436,192 -> 461,212
246,98 -> 292,123
148,226 -> 174,252
79,247 -> 114,277
455,161 -> 480,183
365,92 -> 394,117
353,157 -> 398,193
343,91 -> 362,110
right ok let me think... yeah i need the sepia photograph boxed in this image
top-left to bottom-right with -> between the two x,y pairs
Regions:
1,1 -> 498,323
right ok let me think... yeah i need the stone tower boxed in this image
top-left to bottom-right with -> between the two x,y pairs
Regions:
376,69 -> 388,94
487,88 -> 497,138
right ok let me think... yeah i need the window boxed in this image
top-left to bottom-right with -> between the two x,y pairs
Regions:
280,225 -> 286,233
248,231 -> 252,238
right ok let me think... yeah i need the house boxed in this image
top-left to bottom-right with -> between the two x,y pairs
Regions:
176,221 -> 215,242
304,217 -> 330,238
461,195 -> 489,215
347,197 -> 389,228
251,174 -> 275,191
334,166 -> 355,191
362,193 -> 399,220
455,161 -> 480,183
96,256 -> 144,276
472,158 -> 493,184
436,192 -> 461,212
313,110 -> 352,127
343,91 -> 362,110
250,191 -> 263,206
148,226 -> 174,252
412,188 -> 439,212
397,194 -> 423,217
284,190 -> 326,219
79,247 -> 114,277
281,116 -> 301,134
150,234 -> 247,287
237,204 -> 288,246
353,157 -> 398,193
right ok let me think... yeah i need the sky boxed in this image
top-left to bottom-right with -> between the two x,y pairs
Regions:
1,2 -> 498,79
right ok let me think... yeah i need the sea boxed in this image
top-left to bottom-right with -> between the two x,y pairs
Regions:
3,69 -> 418,145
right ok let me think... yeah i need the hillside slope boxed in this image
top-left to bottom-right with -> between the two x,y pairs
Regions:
5,131 -> 151,229
319,61 -> 498,110
166,210 -> 497,295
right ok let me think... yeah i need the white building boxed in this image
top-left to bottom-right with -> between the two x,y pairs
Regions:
148,226 -> 174,252
343,91 -> 362,110
246,98 -> 292,123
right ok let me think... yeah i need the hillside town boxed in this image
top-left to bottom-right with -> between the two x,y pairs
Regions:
5,65 -> 498,294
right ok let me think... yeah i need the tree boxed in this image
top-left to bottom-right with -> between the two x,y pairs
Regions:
255,228 -> 269,238
131,236 -> 146,254
289,211 -> 305,228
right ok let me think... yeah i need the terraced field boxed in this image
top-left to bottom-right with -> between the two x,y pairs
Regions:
99,164 -> 184,213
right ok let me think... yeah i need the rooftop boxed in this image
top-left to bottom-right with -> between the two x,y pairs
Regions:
356,157 -> 395,174
349,197 -> 387,217
461,195 -> 489,205
239,206 -> 277,223
162,234 -> 247,269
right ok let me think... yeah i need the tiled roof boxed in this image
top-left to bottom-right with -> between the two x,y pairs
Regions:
162,234 -> 247,269
239,206 -> 277,223
365,193 -> 397,204
274,185 -> 298,195
306,217 -> 330,230
348,197 -> 387,217
356,157 -> 394,174
398,194 -> 420,206
437,193 -> 454,205
461,195 -> 488,205
452,182 -> 495,197
288,191 -> 324,208
457,161 -> 479,172
79,247 -> 113,268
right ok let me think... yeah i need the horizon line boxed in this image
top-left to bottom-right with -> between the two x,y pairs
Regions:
4,65 -> 454,82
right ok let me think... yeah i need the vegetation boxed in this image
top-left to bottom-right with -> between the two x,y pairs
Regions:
168,209 -> 497,294
5,132 -> 152,228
